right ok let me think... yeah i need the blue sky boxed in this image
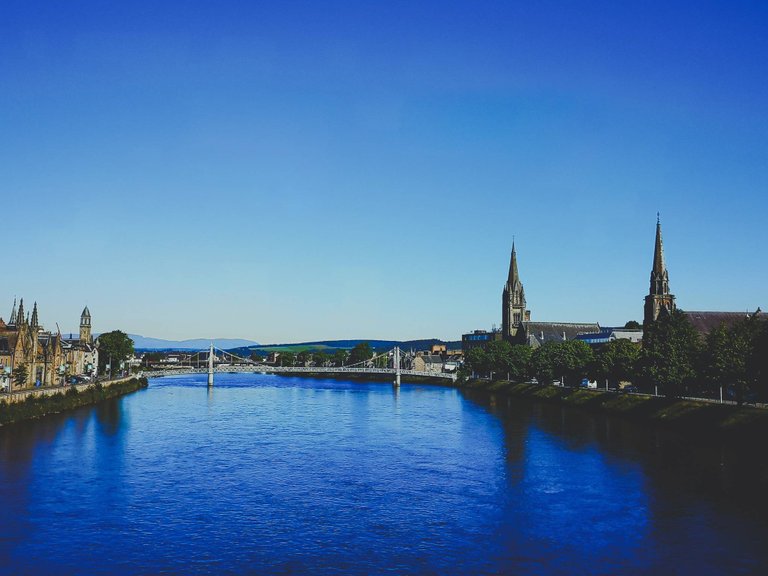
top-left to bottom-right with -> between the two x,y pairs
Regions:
2,1 -> 766,342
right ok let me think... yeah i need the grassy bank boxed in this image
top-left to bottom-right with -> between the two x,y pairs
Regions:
0,377 -> 149,427
463,379 -> 768,438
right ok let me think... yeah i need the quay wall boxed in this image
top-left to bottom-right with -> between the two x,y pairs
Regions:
0,376 -> 148,427
462,379 -> 768,439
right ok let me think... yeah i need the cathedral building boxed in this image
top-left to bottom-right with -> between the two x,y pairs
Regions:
0,298 -> 66,388
643,215 -> 676,326
642,217 -> 762,334
500,244 -> 600,347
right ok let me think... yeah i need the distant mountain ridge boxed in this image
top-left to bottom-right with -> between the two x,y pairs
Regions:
128,334 -> 260,351
226,338 -> 463,357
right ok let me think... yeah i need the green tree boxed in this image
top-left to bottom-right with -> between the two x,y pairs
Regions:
464,346 -> 489,377
595,339 -> 640,388
747,321 -> 768,402
249,352 -> 264,363
349,342 -> 373,365
624,320 -> 642,329
530,342 -> 559,385
13,363 -> 28,388
97,331 -> 135,377
703,317 -> 763,404
506,345 -> 533,382
638,310 -> 701,398
296,351 -> 311,366
555,340 -> 594,386
278,351 -> 296,367
331,349 -> 348,367
312,351 -> 329,367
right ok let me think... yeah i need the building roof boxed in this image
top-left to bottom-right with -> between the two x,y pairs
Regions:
524,322 -> 601,347
683,310 -> 763,336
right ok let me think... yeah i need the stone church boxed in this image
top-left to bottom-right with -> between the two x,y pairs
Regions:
501,243 -> 600,347
642,216 -> 762,333
0,300 -> 98,390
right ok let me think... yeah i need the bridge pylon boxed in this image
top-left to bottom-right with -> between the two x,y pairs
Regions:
394,346 -> 401,388
207,342 -> 214,387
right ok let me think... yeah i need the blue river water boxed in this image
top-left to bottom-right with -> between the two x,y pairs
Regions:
0,373 -> 767,575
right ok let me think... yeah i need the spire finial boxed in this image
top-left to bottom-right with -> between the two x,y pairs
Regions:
657,211 -> 660,225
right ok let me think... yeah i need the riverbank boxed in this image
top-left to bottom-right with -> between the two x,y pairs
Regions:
0,376 -> 149,426
462,379 -> 768,439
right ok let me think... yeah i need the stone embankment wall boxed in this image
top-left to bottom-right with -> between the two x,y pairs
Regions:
0,376 -> 148,426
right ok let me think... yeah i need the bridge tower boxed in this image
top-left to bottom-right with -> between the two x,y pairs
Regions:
207,343 -> 214,387
394,346 -> 401,387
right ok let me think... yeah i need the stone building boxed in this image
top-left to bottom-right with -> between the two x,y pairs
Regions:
500,244 -> 600,347
643,215 -> 676,326
63,307 -> 99,377
0,298 -> 66,388
642,217 -> 762,334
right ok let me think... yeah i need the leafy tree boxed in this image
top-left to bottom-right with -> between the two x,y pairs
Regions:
13,363 -> 28,388
530,342 -> 559,385
464,346 -> 489,377
595,339 -> 640,388
296,351 -> 311,366
638,310 -> 701,398
484,340 -> 513,377
624,320 -> 642,329
349,342 -> 373,365
278,351 -> 296,367
703,317 -> 763,404
312,351 -> 329,367
250,352 -> 264,363
555,340 -> 594,386
97,331 -> 135,376
506,345 -> 533,382
331,349 -> 348,367
747,321 -> 768,402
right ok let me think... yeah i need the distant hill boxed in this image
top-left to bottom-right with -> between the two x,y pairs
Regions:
128,334 -> 260,351
226,338 -> 462,357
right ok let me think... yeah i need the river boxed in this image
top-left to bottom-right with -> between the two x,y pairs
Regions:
0,373 -> 766,574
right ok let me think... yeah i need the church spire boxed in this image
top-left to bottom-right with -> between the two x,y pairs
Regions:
644,215 -> 676,325
507,241 -> 520,286
9,298 -> 17,325
30,302 -> 39,329
502,240 -> 528,341
652,212 -> 665,278
16,299 -> 25,326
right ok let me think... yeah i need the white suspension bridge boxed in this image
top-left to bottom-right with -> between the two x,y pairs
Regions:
144,345 -> 458,386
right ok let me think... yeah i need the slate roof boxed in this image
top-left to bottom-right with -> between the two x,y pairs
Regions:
683,311 -> 763,336
524,322 -> 601,347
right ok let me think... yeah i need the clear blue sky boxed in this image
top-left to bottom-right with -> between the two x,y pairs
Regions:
2,1 -> 766,342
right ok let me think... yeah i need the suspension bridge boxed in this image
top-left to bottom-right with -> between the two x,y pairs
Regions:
142,345 -> 458,385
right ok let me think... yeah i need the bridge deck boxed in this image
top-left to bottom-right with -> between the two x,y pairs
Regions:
143,365 -> 457,381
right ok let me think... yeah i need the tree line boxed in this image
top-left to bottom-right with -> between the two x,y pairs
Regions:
463,310 -> 768,404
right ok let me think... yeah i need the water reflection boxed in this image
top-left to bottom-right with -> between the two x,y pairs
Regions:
0,376 -> 766,574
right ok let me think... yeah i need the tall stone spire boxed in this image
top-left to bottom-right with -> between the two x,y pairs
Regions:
30,302 -> 39,329
9,298 -> 17,325
502,241 -> 529,341
16,299 -> 25,326
644,215 -> 676,325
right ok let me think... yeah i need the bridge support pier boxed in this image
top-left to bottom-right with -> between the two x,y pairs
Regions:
394,346 -> 401,388
207,343 -> 214,387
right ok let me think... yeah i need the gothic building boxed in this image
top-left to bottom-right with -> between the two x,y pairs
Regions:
500,244 -> 600,347
642,217 -> 762,335
643,216 -> 676,326
501,243 -> 530,340
0,298 -> 65,388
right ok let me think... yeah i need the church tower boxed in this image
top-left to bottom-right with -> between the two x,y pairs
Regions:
8,298 -> 17,326
644,215 -> 676,325
30,302 -> 39,329
502,242 -> 529,341
80,306 -> 92,343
